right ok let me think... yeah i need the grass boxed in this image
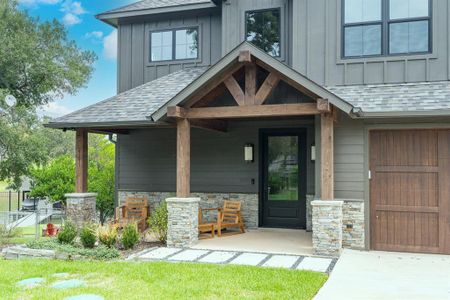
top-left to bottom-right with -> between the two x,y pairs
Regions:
0,260 -> 328,300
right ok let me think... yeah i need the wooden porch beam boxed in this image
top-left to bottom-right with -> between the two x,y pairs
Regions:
168,103 -> 323,119
245,64 -> 257,105
238,50 -> 252,63
255,73 -> 280,105
317,98 -> 331,113
176,118 -> 190,197
75,129 -> 88,193
321,112 -> 334,200
224,76 -> 245,106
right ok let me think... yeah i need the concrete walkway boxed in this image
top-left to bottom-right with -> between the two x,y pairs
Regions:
127,247 -> 336,273
315,249 -> 450,300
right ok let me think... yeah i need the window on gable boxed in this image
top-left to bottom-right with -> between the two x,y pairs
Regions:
246,9 -> 281,57
150,28 -> 198,62
343,0 -> 431,58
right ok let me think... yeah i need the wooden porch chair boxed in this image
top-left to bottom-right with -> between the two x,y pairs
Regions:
198,208 -> 221,239
115,196 -> 149,232
217,200 -> 245,237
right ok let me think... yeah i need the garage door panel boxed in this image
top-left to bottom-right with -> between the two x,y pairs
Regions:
370,129 -> 450,254
373,172 -> 438,207
371,130 -> 438,167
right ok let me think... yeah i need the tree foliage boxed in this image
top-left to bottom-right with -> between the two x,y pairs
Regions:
0,0 -> 96,108
30,135 -> 115,224
0,0 -> 95,188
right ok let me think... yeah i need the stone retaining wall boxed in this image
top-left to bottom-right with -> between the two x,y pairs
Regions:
119,191 -> 259,229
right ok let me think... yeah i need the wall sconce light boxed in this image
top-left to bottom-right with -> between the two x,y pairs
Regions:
244,143 -> 254,163
311,145 -> 316,161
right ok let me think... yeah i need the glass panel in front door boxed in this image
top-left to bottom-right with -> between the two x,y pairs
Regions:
267,136 -> 299,201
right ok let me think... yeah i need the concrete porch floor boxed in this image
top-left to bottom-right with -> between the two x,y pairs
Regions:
191,228 -> 313,256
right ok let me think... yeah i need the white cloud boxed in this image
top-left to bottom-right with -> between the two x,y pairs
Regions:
62,13 -> 81,26
85,31 -> 104,40
103,30 -> 117,60
60,0 -> 86,26
18,0 -> 60,6
61,0 -> 85,15
38,102 -> 73,118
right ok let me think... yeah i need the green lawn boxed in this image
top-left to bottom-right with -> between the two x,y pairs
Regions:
0,260 -> 328,300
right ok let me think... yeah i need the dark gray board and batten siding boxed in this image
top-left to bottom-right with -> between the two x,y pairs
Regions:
222,0 -> 450,86
117,119 -> 316,195
117,11 -> 222,93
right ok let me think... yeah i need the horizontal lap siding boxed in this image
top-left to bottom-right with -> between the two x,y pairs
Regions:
334,118 -> 365,199
117,119 -> 315,194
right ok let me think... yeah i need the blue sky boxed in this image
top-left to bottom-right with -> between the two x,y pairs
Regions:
18,0 -> 134,117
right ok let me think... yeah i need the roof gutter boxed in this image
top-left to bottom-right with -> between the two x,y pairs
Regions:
96,2 -> 217,23
44,120 -> 159,129
349,109 -> 450,119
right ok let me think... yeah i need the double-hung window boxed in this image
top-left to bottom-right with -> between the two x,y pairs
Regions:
150,28 -> 198,62
343,0 -> 431,58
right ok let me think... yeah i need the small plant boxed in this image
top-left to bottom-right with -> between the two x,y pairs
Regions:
0,225 -> 22,245
57,222 -> 77,244
97,224 -> 118,248
148,202 -> 168,243
80,223 -> 97,248
121,223 -> 140,250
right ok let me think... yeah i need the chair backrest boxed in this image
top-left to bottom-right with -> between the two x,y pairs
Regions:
124,196 -> 148,220
221,200 -> 241,224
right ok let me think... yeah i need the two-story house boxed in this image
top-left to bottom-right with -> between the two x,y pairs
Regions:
48,0 -> 450,256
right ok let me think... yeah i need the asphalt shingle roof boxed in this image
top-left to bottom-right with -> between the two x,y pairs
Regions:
50,67 -> 207,126
103,0 -> 212,15
326,81 -> 450,114
49,69 -> 450,127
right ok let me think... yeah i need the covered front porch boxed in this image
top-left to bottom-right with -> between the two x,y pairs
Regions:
68,43 -> 356,257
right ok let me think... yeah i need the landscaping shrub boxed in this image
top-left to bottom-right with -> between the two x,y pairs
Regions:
57,222 -> 77,244
0,225 -> 22,245
148,202 -> 168,243
97,224 -> 118,248
121,223 -> 140,250
80,223 -> 97,248
26,238 -> 121,260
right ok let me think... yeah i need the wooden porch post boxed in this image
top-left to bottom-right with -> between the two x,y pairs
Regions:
176,118 -> 190,197
321,112 -> 334,200
75,129 -> 88,193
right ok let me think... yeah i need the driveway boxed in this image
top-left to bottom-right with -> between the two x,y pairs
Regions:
315,249 -> 450,300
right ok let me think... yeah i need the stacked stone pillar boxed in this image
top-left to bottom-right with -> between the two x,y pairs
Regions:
166,197 -> 200,248
65,193 -> 97,228
311,200 -> 343,257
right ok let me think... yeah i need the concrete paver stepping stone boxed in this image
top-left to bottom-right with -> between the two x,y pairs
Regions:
297,257 -> 332,273
168,249 -> 209,261
198,251 -> 237,263
140,247 -> 182,260
17,277 -> 45,288
52,279 -> 86,289
229,253 -> 268,266
262,255 -> 299,269
64,295 -> 104,300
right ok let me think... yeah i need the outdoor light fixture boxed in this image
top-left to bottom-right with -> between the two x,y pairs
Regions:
311,145 -> 316,161
244,143 -> 254,163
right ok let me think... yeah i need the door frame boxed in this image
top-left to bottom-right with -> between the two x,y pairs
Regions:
258,128 -> 308,228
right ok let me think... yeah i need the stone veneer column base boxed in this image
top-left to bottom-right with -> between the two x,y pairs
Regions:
166,197 -> 200,248
65,193 -> 97,228
312,200 -> 343,257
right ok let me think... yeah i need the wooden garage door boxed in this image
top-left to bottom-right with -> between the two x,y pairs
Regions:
370,130 -> 450,254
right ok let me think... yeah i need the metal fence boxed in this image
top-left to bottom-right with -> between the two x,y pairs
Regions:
0,203 -> 66,241
0,191 -> 29,212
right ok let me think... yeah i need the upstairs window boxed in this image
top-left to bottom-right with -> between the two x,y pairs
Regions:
150,28 -> 198,62
246,9 -> 281,57
343,0 -> 431,58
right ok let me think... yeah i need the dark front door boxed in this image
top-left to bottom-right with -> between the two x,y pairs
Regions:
260,129 -> 307,229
